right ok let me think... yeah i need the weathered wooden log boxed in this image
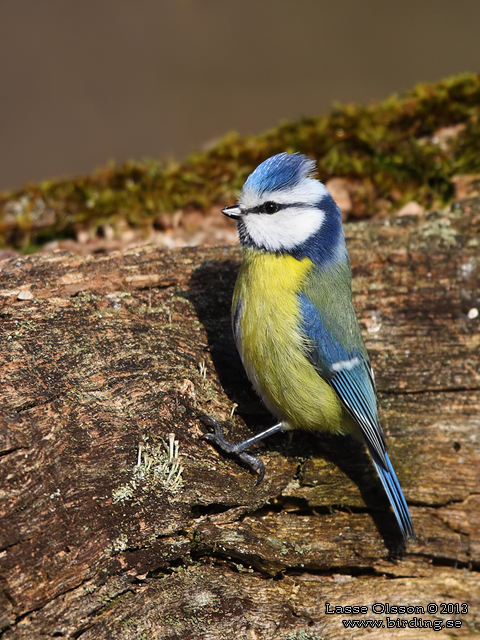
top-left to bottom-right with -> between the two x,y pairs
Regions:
0,199 -> 479,638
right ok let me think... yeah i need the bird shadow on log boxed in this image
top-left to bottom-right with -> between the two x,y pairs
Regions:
186,259 -> 406,555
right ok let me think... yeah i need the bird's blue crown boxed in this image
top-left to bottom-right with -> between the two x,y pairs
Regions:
243,152 -> 317,196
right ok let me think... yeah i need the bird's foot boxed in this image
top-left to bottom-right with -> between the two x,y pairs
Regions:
201,415 -> 266,486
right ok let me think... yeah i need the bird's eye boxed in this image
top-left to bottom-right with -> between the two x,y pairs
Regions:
263,201 -> 279,214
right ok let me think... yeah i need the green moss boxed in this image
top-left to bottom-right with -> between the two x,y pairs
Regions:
1,73 -> 480,251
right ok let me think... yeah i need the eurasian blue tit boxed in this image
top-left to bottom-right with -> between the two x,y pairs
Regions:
203,152 -> 414,542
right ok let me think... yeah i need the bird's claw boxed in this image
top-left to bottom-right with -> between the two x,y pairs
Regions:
239,451 -> 265,485
201,415 -> 265,485
200,417 -> 237,454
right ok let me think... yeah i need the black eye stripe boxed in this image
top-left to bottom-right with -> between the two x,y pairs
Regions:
249,202 -> 282,214
248,201 -> 314,215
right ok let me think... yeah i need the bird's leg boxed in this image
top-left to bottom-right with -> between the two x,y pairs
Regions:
201,416 -> 283,486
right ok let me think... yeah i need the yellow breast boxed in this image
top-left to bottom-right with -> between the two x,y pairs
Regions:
233,248 -> 347,433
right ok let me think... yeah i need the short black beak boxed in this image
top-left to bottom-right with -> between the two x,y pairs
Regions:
221,205 -> 242,219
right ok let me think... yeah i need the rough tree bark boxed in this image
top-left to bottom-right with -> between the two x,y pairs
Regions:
0,199 -> 479,639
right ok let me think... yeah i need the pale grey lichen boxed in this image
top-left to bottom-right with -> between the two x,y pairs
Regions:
112,433 -> 184,503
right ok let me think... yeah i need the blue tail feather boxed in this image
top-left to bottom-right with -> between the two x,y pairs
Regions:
372,451 -> 415,542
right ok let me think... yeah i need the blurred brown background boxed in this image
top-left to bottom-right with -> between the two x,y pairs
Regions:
1,0 -> 479,191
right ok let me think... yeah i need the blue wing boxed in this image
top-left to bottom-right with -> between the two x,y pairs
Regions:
299,293 -> 415,541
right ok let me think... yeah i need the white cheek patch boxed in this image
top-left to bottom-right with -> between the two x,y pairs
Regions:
243,206 -> 325,252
